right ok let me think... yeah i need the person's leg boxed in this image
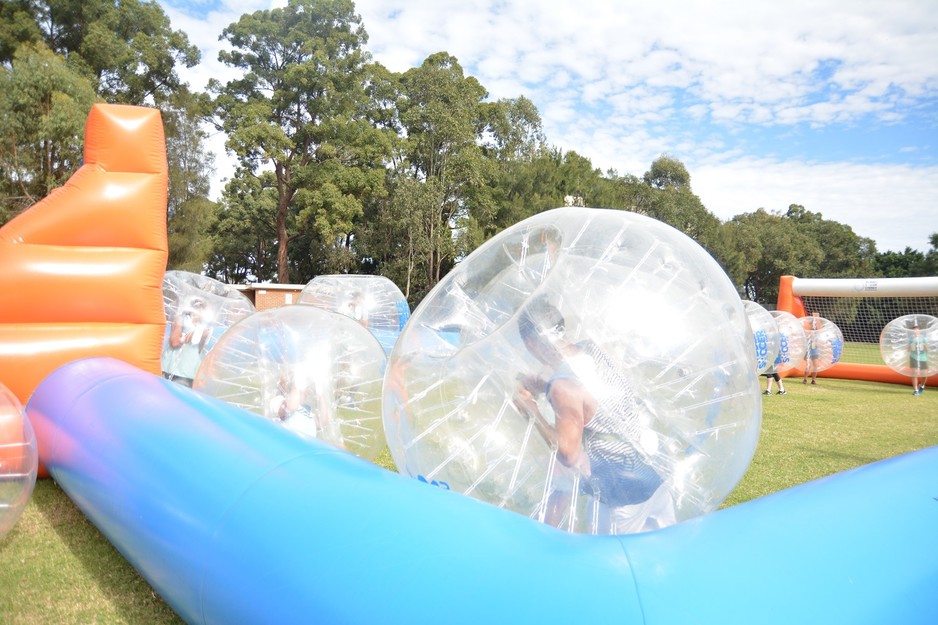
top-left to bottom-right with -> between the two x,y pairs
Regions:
609,483 -> 676,534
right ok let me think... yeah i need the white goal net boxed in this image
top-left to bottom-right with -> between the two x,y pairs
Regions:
789,277 -> 938,366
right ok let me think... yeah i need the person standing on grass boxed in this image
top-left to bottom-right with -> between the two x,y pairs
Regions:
763,370 -> 787,396
909,321 -> 928,395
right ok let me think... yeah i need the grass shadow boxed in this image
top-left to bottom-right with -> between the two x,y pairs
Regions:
790,444 -> 883,470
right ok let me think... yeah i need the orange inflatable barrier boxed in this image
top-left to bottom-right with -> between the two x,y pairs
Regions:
0,104 -> 168,472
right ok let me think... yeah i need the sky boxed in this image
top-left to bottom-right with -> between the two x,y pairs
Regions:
157,0 -> 938,254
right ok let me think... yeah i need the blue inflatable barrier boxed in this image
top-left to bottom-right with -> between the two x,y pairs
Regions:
26,358 -> 938,625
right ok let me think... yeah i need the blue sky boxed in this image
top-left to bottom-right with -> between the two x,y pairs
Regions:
158,0 -> 938,254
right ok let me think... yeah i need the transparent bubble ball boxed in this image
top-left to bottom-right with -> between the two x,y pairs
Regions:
0,382 -> 38,539
768,310 -> 807,374
743,301 -> 780,374
384,207 -> 762,535
194,305 -> 387,460
880,314 -> 938,378
161,271 -> 256,386
799,315 -> 844,373
297,274 -> 411,356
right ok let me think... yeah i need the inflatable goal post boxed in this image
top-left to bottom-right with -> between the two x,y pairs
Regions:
776,275 -> 938,386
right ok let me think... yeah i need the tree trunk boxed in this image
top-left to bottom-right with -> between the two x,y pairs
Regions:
276,197 -> 289,283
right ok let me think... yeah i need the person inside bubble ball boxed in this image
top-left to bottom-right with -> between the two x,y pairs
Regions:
909,321 -> 928,396
345,291 -> 369,328
802,312 -> 821,385
271,369 -> 342,444
515,296 -> 675,534
162,297 -> 210,387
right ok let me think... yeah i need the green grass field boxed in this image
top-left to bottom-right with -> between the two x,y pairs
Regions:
1,377 -> 936,624
839,340 -> 886,365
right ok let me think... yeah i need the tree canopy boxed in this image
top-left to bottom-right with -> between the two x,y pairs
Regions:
0,42 -> 95,216
1,0 -> 198,105
209,0 -> 388,283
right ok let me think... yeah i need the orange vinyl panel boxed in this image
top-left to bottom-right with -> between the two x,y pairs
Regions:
0,103 -> 169,476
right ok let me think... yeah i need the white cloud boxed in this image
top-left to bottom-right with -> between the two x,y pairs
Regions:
159,0 -> 938,253
692,159 -> 938,254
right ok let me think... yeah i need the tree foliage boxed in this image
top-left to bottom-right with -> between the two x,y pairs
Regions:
721,209 -> 823,304
874,233 -> 938,277
392,52 -> 490,292
206,171 -> 279,283
783,204 -> 876,277
642,154 -> 691,191
718,204 -> 878,305
209,0 -> 387,283
0,42 -> 95,220
0,0 -> 198,105
164,94 -> 218,272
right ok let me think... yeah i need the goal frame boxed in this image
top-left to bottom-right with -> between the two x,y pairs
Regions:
775,275 -> 938,386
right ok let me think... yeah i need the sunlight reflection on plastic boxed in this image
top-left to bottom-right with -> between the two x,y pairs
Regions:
383,207 -> 762,535
161,271 -> 256,387
193,306 -> 387,460
297,275 -> 410,356
768,310 -> 807,373
743,301 -> 780,374
0,382 -> 38,539
880,314 -> 938,378
799,315 -> 844,373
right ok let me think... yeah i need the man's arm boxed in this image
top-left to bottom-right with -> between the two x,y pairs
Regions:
169,318 -> 185,348
513,378 -> 557,445
548,379 -> 591,476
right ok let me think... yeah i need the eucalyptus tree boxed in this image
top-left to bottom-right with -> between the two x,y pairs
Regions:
209,0 -> 390,283
363,90 -> 552,296
205,171 -> 279,284
391,51 -> 492,293
165,94 -> 217,272
480,95 -> 550,230
642,154 -> 691,190
634,156 -> 723,254
358,177 -> 445,302
0,42 -> 95,223
874,234 -> 938,277
783,204 -> 876,277
0,0 -> 198,105
721,209 -> 824,304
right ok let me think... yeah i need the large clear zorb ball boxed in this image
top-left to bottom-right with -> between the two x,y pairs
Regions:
298,275 -> 410,356
880,314 -> 938,378
743,301 -> 780,374
768,310 -> 807,374
0,382 -> 38,539
799,315 -> 844,373
161,270 -> 256,386
194,306 -> 387,460
384,207 -> 761,535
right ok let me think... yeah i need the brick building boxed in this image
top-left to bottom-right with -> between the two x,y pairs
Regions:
233,284 -> 306,311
